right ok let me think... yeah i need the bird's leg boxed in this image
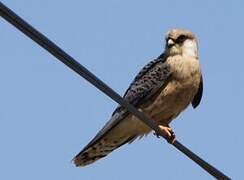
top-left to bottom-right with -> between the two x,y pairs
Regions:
154,124 -> 176,144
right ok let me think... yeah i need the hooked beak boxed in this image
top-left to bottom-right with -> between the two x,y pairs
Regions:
167,38 -> 175,47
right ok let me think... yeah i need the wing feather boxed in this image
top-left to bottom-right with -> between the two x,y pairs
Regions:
192,75 -> 203,108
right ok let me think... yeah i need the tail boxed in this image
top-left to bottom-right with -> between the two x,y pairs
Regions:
73,135 -> 136,167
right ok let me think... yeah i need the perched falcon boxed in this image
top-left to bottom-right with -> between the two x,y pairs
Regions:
74,28 -> 203,167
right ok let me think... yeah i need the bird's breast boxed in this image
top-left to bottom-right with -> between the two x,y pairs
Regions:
143,56 -> 201,124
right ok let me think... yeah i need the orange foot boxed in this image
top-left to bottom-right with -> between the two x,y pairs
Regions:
154,125 -> 176,144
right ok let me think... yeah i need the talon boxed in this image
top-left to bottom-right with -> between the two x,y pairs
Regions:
153,131 -> 160,138
167,132 -> 176,144
158,125 -> 176,144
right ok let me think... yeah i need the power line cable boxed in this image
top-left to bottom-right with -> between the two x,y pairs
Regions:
0,2 -> 230,179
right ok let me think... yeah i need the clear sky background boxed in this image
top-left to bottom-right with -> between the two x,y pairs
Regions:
0,0 -> 243,179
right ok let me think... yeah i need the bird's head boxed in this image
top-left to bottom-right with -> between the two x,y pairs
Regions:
165,28 -> 198,58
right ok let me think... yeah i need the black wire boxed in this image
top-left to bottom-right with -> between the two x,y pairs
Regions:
0,2 -> 230,179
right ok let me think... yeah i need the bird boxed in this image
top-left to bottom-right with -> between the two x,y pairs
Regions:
73,28 -> 203,167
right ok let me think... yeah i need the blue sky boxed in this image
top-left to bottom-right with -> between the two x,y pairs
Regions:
0,0 -> 243,179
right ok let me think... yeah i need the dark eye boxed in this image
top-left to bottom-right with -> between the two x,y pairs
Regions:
176,35 -> 187,43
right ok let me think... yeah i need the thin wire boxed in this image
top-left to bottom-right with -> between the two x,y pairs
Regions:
0,2 -> 230,179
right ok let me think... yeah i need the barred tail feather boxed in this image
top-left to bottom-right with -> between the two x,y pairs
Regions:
73,135 -> 136,167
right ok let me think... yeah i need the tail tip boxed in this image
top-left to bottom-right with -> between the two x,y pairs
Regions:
73,157 -> 81,167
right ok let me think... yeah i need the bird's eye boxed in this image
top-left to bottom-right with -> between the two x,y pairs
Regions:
176,35 -> 187,43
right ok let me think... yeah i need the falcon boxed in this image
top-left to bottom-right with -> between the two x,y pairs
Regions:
74,28 -> 203,167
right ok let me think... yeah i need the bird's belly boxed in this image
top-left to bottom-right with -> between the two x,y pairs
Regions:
143,79 -> 199,125
128,79 -> 199,136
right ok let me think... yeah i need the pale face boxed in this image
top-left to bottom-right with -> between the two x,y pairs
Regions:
181,39 -> 198,58
165,29 -> 198,58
